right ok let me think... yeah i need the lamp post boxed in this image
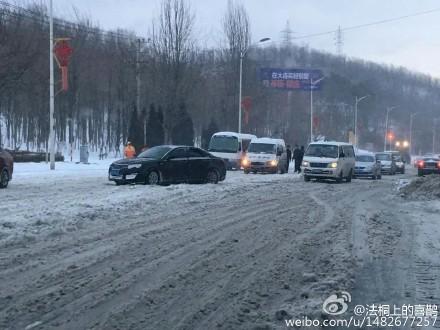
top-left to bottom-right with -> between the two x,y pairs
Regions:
238,37 -> 270,134
354,95 -> 368,147
49,0 -> 55,170
409,112 -> 420,156
384,106 -> 397,151
433,118 -> 440,154
310,76 -> 325,142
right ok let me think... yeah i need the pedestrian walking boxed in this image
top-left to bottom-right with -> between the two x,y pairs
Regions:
293,144 -> 301,173
286,145 -> 292,172
299,146 -> 305,167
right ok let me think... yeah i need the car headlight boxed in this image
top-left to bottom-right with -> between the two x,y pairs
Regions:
269,160 -> 278,166
127,164 -> 142,170
302,161 -> 309,167
242,158 -> 249,166
328,162 -> 338,168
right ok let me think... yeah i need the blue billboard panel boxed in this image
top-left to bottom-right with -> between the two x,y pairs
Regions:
260,68 -> 324,91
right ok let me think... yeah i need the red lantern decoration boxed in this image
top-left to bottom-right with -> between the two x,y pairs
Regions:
53,39 -> 73,92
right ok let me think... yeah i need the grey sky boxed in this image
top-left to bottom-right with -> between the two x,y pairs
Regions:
52,0 -> 440,77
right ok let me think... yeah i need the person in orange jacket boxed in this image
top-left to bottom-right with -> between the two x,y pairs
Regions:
124,141 -> 136,159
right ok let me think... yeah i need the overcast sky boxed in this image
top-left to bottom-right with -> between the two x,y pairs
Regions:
50,0 -> 440,78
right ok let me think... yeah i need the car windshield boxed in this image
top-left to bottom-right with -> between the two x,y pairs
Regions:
248,143 -> 276,154
138,146 -> 172,159
376,153 -> 391,161
356,155 -> 375,162
208,136 -> 239,153
305,145 -> 339,158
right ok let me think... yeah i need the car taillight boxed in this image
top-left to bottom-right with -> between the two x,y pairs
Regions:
417,160 -> 424,168
437,161 -> 440,168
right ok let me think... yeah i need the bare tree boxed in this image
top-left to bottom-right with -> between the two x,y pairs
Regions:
222,0 -> 251,57
220,0 -> 251,130
151,0 -> 195,143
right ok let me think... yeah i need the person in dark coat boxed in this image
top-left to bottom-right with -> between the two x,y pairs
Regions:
299,146 -> 305,172
286,145 -> 292,172
293,144 -> 301,173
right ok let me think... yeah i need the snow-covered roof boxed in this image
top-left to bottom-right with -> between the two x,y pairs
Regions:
212,132 -> 257,140
309,141 -> 352,146
250,137 -> 285,146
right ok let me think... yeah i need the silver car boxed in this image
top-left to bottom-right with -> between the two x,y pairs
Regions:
354,153 -> 382,180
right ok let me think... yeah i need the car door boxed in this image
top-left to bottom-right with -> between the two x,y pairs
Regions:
187,148 -> 211,183
160,147 -> 189,183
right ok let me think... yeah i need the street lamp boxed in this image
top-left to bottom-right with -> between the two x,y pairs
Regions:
310,76 -> 325,142
409,112 -> 421,156
384,106 -> 397,151
354,95 -> 368,147
238,37 -> 270,134
433,118 -> 440,154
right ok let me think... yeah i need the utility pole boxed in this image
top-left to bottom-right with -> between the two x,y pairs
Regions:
384,106 -> 397,151
354,95 -> 368,148
409,112 -> 420,156
238,38 -> 270,134
136,38 -> 142,115
49,0 -> 55,170
433,118 -> 440,154
310,76 -> 325,142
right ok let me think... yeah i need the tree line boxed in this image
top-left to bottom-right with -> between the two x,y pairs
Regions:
1,0 -> 440,156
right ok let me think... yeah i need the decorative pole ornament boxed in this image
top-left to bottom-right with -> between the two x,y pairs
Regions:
53,39 -> 73,92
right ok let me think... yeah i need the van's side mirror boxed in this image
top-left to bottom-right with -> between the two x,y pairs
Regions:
339,152 -> 345,158
277,150 -> 282,156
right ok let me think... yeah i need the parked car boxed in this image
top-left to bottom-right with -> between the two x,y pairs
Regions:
108,145 -> 227,185
376,152 -> 397,175
302,141 -> 355,183
387,151 -> 405,174
416,155 -> 440,176
242,137 -> 288,174
354,153 -> 382,180
0,148 -> 13,188
208,132 -> 256,170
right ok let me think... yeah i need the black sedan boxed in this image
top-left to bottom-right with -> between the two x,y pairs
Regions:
108,145 -> 227,185
416,156 -> 440,176
0,148 -> 13,189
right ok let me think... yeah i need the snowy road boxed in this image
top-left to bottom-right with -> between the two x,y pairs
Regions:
1,162 -> 440,329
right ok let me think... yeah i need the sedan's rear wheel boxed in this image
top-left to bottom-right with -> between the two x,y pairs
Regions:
0,169 -> 9,189
207,169 -> 219,184
146,171 -> 160,185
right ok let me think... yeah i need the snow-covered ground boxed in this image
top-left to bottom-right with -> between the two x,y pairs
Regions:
1,163 -> 439,329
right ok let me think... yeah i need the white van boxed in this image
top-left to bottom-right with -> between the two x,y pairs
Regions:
302,141 -> 355,182
208,132 -> 257,170
242,137 -> 288,174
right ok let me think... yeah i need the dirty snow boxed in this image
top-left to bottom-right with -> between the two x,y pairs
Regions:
1,164 -> 440,329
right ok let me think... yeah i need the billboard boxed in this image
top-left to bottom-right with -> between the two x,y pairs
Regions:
260,68 -> 323,91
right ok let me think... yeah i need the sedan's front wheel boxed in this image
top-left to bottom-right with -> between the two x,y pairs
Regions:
0,170 -> 9,189
206,169 -> 219,184
145,171 -> 160,185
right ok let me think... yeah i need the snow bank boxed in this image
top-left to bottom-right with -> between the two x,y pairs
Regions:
399,175 -> 440,200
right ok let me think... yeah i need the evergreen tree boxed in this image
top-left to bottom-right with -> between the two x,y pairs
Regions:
127,106 -> 144,153
201,118 -> 219,150
146,103 -> 165,147
171,103 -> 194,146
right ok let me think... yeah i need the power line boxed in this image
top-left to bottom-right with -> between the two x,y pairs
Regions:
293,7 -> 440,40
